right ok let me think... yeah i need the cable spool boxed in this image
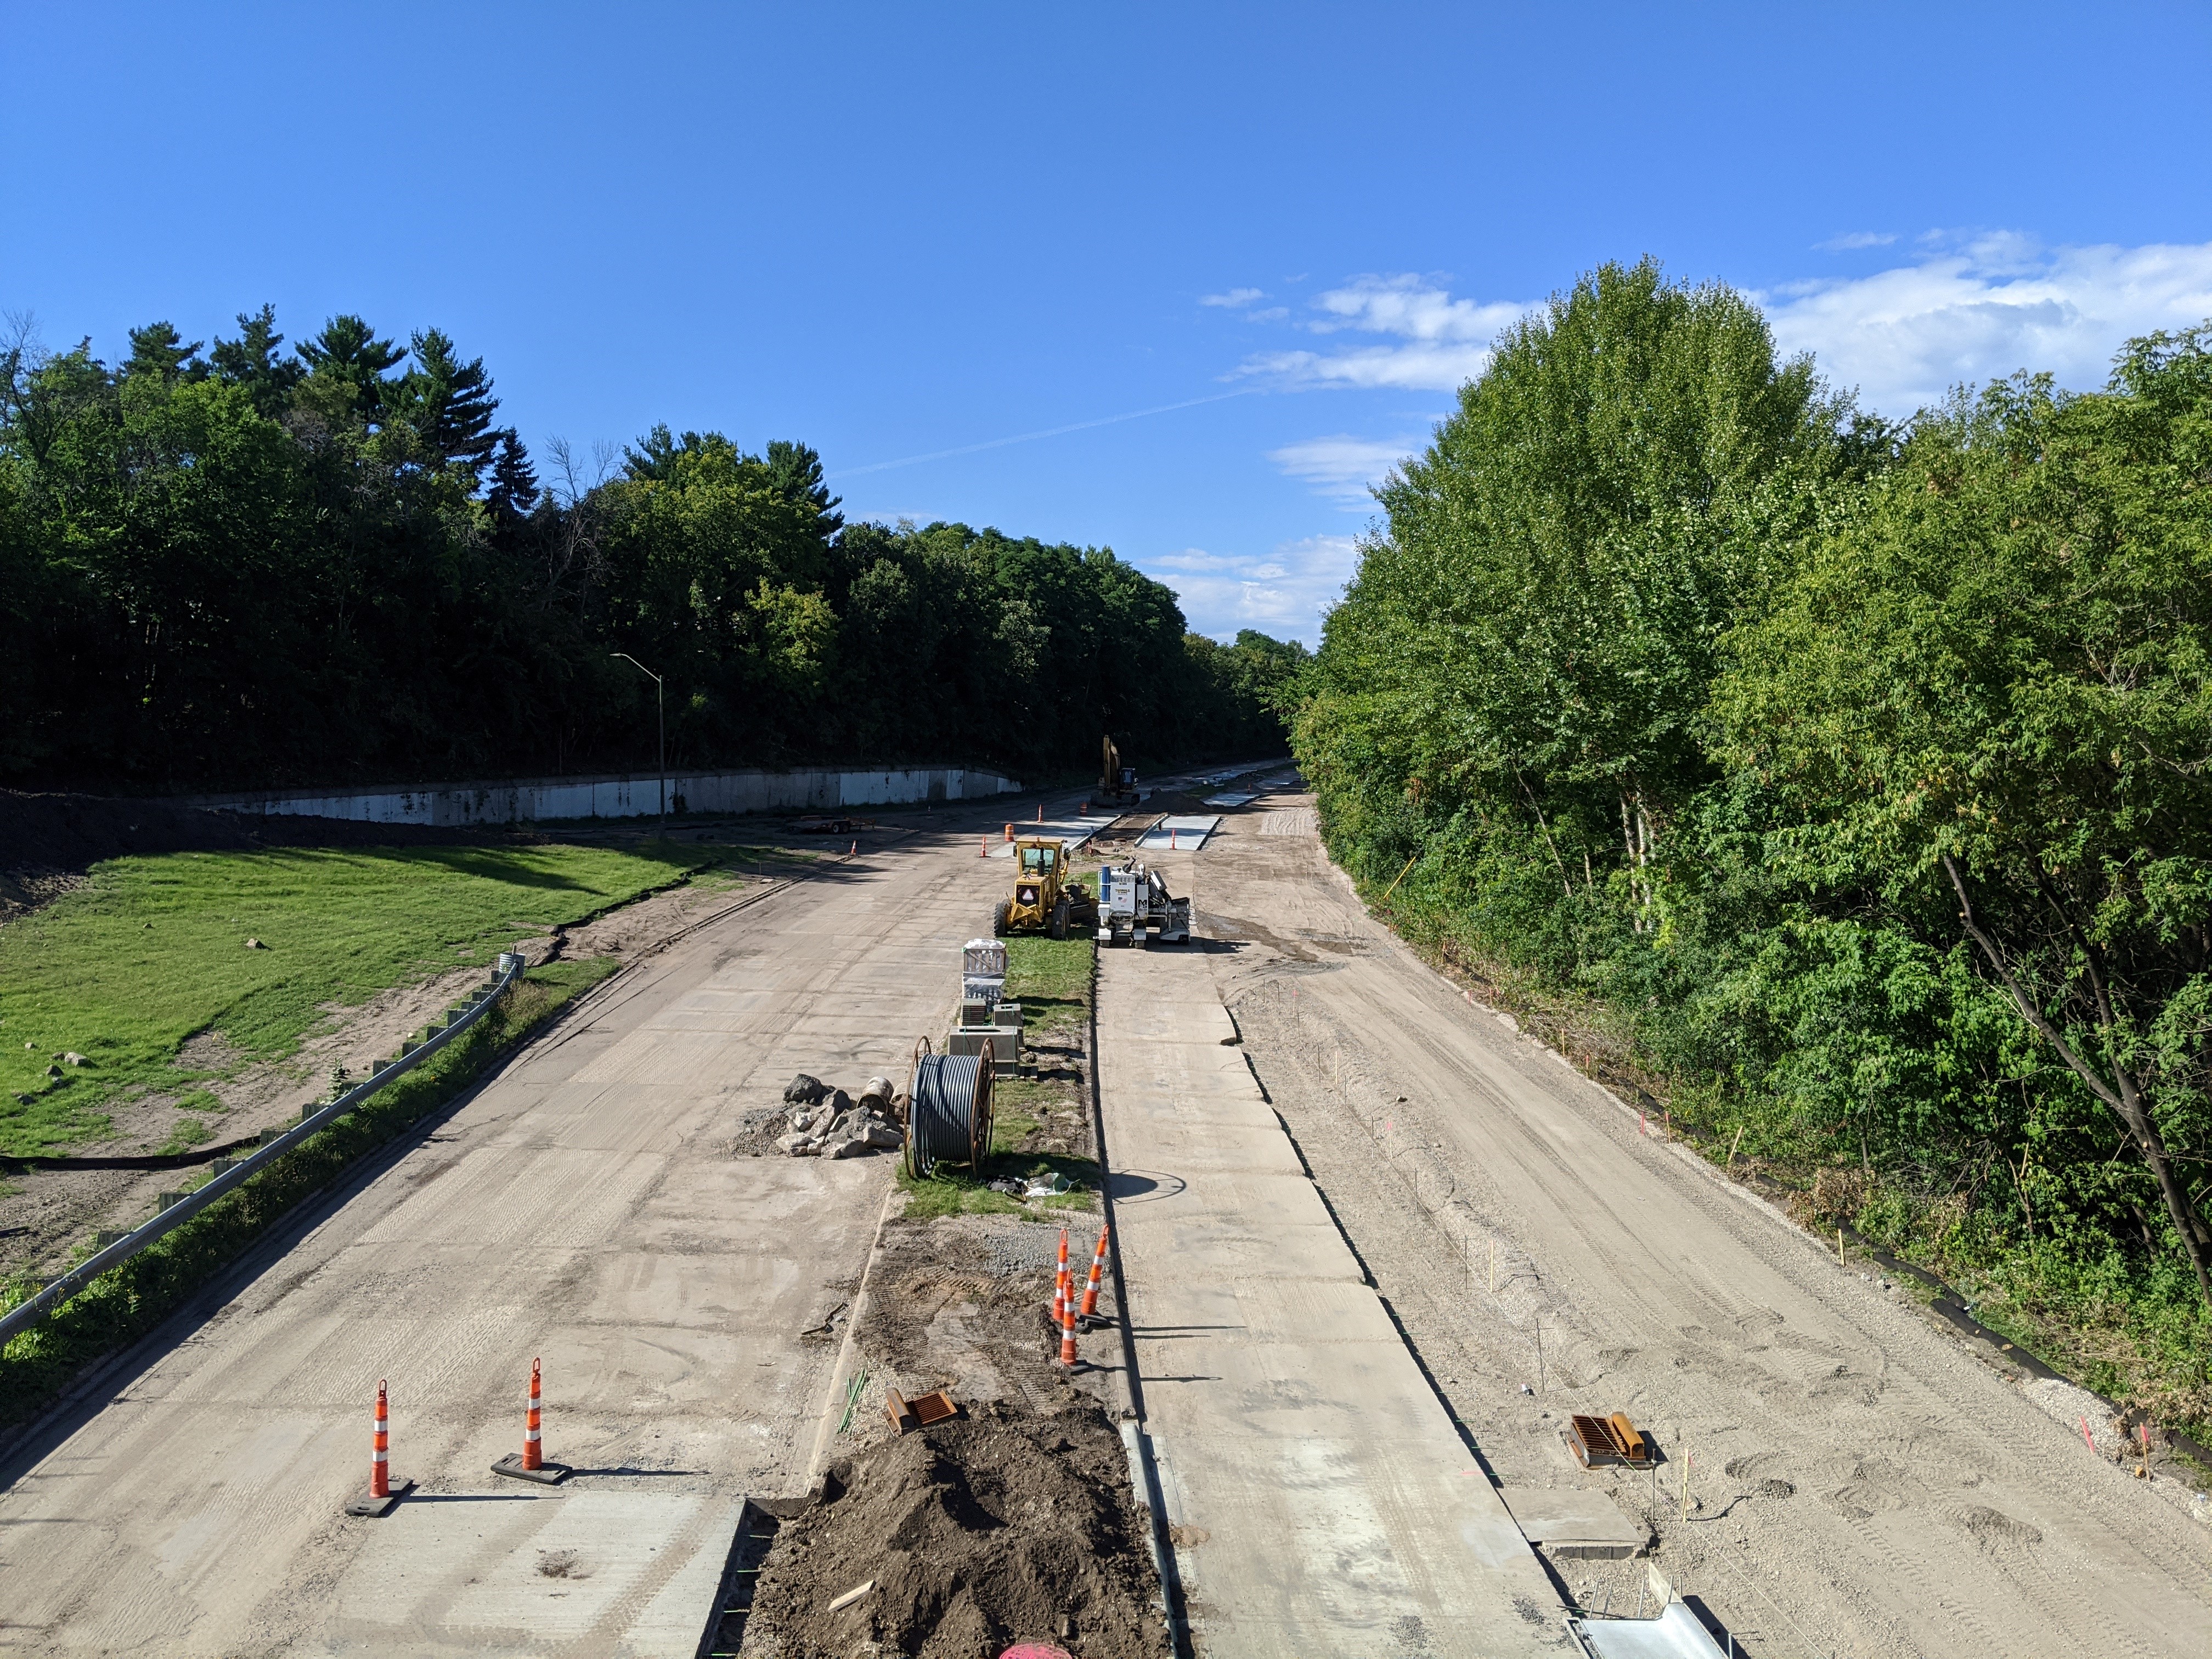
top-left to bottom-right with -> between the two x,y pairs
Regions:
904,1036 -> 995,1179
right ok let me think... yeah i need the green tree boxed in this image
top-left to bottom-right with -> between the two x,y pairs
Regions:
210,304 -> 303,417
294,314 -> 405,428
393,328 -> 500,475
123,321 -> 205,384
1305,261 -> 1849,937
1711,340 -> 2212,1304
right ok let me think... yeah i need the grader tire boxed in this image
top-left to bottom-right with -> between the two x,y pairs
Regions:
992,899 -> 1011,938
1049,897 -> 1070,940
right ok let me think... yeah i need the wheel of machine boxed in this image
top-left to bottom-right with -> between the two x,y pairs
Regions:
1049,896 -> 1069,940
992,898 -> 1011,937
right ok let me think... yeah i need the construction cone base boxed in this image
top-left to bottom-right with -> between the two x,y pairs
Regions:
491,1454 -> 571,1485
344,1479 -> 415,1517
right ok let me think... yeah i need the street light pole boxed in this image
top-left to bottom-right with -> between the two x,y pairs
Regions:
611,653 -> 666,837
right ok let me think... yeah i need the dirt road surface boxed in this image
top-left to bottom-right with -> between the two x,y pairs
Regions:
0,818 -> 1012,1656
1177,790 -> 2212,1659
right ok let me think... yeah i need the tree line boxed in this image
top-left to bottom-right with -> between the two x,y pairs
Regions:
1297,261 -> 2212,1421
0,310 -> 1305,792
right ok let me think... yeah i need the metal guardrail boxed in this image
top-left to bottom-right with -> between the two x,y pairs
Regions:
0,951 -> 528,1348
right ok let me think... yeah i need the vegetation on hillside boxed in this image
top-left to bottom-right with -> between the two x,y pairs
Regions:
0,313 -> 1304,791
0,840 -> 727,1156
1296,259 -> 2212,1428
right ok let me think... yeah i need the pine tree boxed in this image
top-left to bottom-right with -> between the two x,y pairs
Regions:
486,428 -> 539,521
397,328 -> 500,476
296,314 -> 406,427
210,304 -> 303,417
123,321 -> 206,383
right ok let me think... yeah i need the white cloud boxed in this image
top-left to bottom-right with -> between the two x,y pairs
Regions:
1267,432 -> 1424,505
1816,230 -> 1897,252
1200,287 -> 1267,308
1767,236 -> 2212,414
1234,274 -> 1530,390
1139,534 -> 1361,644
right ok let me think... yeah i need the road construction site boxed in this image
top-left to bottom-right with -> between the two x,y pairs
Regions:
2,769 -> 2209,1657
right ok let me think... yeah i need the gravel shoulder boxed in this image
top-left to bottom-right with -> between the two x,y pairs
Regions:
1182,792 -> 2212,1659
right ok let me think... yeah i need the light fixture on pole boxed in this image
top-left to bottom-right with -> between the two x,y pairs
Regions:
611,653 -> 666,836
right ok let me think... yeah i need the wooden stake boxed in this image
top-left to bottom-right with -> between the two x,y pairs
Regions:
1727,1125 -> 1745,1172
1680,1448 -> 1692,1523
1838,1227 -> 1846,1268
1380,853 -> 1419,902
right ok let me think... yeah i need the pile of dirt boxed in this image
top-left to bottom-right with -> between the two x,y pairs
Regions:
743,1399 -> 1164,1658
0,789 -> 537,921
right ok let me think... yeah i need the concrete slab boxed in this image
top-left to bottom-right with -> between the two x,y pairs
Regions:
1097,946 -> 1570,1658
1136,814 -> 1220,852
1108,998 -> 1239,1045
1498,1486 -> 1649,1559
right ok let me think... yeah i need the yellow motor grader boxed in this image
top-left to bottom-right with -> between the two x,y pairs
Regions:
992,837 -> 1100,939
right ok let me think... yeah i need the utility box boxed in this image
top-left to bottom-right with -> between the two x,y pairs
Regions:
948,1026 -> 1022,1075
962,939 -> 1008,978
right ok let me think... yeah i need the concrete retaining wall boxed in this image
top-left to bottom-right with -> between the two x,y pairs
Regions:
188,765 -> 1023,827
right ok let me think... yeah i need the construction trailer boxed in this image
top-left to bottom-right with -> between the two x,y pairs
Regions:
1094,860 -> 1191,947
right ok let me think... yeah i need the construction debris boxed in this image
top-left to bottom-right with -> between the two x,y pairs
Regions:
778,1075 -> 907,1158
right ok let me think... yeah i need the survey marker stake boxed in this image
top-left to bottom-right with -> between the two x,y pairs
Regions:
346,1379 -> 416,1516
493,1357 -> 572,1485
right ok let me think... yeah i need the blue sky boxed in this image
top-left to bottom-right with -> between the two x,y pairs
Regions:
5,2 -> 2209,643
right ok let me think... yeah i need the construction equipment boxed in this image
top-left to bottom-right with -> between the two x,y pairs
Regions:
993,837 -> 1099,940
1099,734 -> 1141,805
1094,859 -> 1192,947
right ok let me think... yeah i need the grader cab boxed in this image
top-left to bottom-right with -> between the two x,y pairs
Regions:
992,838 -> 1101,940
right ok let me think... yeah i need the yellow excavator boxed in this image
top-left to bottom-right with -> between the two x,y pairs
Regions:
1099,734 -> 1141,805
994,837 -> 1101,939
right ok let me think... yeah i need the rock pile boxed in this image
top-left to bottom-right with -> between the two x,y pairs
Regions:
779,1072 -> 906,1159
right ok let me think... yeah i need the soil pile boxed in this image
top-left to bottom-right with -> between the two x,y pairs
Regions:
743,1400 -> 1164,1659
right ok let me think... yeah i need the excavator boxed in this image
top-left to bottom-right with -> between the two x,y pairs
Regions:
1098,734 -> 1141,805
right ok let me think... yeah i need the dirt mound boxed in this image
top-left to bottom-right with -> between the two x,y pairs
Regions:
743,1399 -> 1165,1658
0,789 -> 530,919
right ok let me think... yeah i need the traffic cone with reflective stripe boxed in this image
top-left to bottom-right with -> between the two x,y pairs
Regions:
372,1379 -> 390,1497
523,1357 -> 543,1471
345,1378 -> 413,1514
1078,1228 -> 1109,1327
1058,1281 -> 1081,1368
493,1356 -> 571,1484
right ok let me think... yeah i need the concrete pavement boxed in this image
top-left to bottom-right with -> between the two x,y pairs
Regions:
1096,945 -> 1574,1658
0,830 -> 997,1656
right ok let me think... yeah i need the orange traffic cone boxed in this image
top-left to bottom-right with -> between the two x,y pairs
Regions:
1058,1283 -> 1081,1368
1036,803 -> 1042,821
1078,1228 -> 1109,1327
1005,823 -> 1014,842
373,1380 -> 390,1495
524,1357 -> 543,1469
345,1378 -> 413,1515
980,837 -> 987,857
493,1356 -> 571,1484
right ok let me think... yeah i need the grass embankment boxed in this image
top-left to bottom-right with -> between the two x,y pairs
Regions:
0,956 -> 619,1426
898,934 -> 1097,1220
1365,878 -> 2212,1457
0,840 -> 760,1158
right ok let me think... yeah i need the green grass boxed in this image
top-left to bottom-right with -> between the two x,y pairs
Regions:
0,841 -> 716,1157
0,957 -> 620,1424
1002,934 -> 1092,1042
894,1098 -> 1099,1220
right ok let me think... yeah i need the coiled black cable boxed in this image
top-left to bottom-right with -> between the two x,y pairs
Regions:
905,1047 -> 994,1178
